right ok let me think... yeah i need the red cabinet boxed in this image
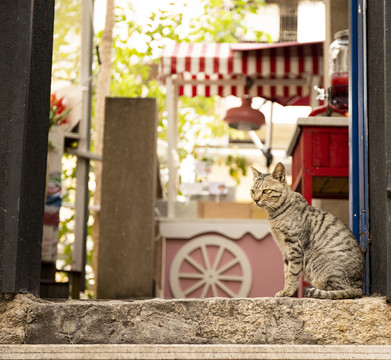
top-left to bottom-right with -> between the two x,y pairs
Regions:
288,118 -> 349,205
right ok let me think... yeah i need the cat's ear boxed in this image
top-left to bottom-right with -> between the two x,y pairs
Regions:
251,166 -> 261,178
271,162 -> 286,183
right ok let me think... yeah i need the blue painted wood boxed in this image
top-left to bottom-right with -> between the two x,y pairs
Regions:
349,0 -> 360,242
349,0 -> 370,294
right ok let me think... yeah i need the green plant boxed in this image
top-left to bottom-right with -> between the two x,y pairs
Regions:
189,0 -> 268,43
226,154 -> 249,184
51,0 -> 81,84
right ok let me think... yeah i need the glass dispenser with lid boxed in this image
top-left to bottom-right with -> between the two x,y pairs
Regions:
328,29 -> 349,110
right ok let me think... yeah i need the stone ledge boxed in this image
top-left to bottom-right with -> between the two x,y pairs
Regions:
1,344 -> 391,359
1,295 -> 391,345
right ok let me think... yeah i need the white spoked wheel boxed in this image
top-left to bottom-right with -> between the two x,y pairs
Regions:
169,235 -> 252,298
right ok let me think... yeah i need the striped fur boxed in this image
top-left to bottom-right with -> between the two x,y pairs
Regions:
251,162 -> 365,299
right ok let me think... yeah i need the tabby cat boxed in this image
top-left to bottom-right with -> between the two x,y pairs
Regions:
250,162 -> 365,299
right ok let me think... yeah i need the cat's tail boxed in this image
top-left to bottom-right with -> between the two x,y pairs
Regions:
304,287 -> 363,299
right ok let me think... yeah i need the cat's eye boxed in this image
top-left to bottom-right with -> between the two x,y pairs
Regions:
263,189 -> 272,194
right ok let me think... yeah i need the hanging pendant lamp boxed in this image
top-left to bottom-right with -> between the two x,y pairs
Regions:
224,96 -> 266,131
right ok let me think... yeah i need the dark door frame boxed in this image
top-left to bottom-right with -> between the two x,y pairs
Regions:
356,0 -> 391,299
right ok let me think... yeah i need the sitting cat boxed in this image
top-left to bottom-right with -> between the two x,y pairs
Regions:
250,162 -> 365,299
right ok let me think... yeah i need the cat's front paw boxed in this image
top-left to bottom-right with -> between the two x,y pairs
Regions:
275,290 -> 293,297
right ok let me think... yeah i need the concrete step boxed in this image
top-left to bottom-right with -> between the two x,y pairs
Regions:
2,295 -> 391,346
1,345 -> 391,360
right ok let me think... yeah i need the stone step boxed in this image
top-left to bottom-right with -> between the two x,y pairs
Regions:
1,344 -> 391,360
2,295 -> 391,346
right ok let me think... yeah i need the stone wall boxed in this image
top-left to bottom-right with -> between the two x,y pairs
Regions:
1,294 -> 390,345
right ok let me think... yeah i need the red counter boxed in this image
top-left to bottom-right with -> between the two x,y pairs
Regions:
287,117 -> 349,205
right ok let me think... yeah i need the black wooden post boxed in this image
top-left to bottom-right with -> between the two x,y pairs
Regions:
367,0 -> 391,299
0,0 -> 55,295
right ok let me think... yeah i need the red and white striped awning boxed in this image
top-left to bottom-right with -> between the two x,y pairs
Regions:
160,41 -> 323,106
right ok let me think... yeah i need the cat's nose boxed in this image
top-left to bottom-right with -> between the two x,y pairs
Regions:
251,190 -> 261,203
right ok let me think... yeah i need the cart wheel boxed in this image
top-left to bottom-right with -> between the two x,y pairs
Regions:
169,235 -> 252,298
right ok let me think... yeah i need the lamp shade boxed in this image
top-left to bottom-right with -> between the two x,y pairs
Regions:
224,97 -> 266,131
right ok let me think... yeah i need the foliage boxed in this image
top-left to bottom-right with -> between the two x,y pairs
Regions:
189,0 -> 268,43
52,0 -> 81,84
108,0 -> 268,183
175,97 -> 227,161
225,154 -> 249,184
142,0 -> 268,44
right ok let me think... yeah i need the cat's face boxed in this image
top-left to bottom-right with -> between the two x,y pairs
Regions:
250,162 -> 287,210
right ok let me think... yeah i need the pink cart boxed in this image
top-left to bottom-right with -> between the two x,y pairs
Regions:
160,219 -> 284,298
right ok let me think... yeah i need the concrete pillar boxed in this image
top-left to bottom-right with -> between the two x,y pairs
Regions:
96,98 -> 157,299
0,0 -> 55,295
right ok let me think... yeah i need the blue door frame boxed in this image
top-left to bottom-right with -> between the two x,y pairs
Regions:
349,0 -> 369,294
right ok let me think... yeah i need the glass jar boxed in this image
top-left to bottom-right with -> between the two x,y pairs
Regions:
328,30 -> 349,110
